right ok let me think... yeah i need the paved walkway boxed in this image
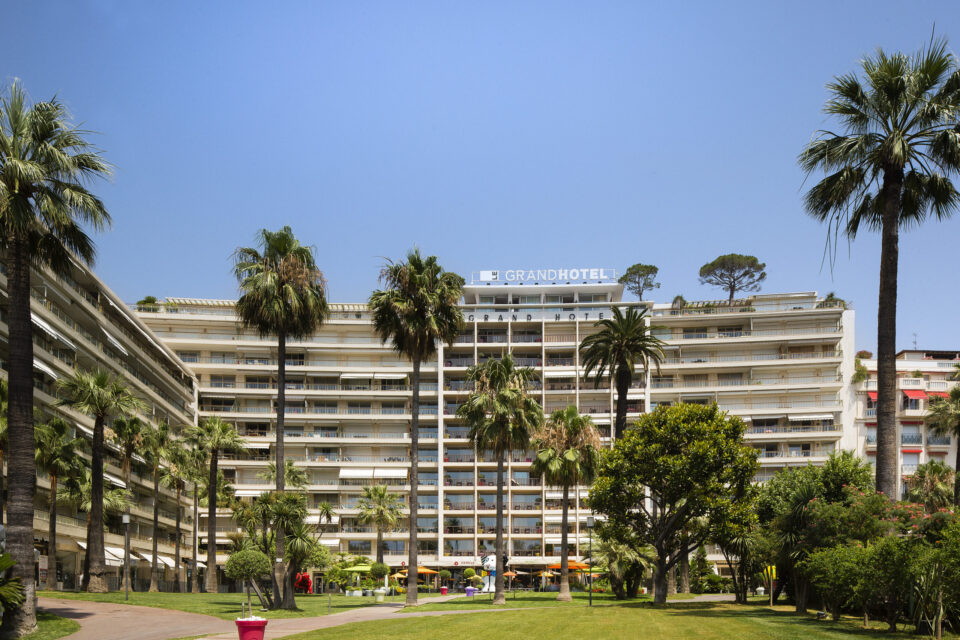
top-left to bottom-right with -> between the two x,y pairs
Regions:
39,597 -> 227,640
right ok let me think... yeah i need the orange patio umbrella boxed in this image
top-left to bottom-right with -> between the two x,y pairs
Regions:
502,571 -> 518,577
547,561 -> 590,571
400,566 -> 439,575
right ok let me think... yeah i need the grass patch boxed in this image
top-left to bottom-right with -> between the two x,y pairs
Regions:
403,590 -> 645,611
283,602 -> 925,640
21,611 -> 81,640
38,590 -> 381,620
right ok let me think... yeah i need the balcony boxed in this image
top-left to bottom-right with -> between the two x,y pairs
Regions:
928,436 -> 951,446
546,358 -> 575,367
901,433 -> 923,445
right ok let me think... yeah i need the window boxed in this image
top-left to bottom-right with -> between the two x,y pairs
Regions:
348,540 -> 371,554
177,351 -> 199,363
683,327 -> 708,339
210,375 -> 235,388
718,326 -> 744,338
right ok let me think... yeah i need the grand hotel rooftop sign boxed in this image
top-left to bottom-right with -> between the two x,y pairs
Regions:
471,267 -> 617,284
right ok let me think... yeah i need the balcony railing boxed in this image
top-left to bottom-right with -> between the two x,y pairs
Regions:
901,433 -> 923,445
928,436 -> 951,445
663,351 -> 840,366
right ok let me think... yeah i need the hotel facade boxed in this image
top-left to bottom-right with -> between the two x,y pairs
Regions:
0,261 -> 197,590
137,269 -> 855,577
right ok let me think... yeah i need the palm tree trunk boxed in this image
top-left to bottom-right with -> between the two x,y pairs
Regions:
875,166 -> 904,499
0,451 -> 5,526
376,528 -> 384,564
406,356 -> 420,606
191,485 -> 200,593
174,485 -> 182,592
46,475 -> 58,591
149,467 -> 160,592
613,368 -> 631,440
274,331 -> 287,607
557,484 -> 571,602
1,242 -> 39,636
493,452 -> 506,605
122,461 -> 132,592
954,444 -> 960,507
205,449 -> 219,594
86,415 -> 108,592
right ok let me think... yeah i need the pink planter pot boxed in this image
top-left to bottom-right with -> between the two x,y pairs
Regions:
236,619 -> 268,640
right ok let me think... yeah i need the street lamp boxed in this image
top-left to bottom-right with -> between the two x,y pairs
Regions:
122,514 -> 131,601
586,516 -> 595,607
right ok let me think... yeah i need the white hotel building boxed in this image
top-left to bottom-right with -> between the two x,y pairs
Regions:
137,268 -> 855,576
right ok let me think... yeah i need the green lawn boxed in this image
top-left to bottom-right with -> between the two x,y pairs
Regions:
37,590 -> 382,620
284,602 -> 926,640
404,590 -> 645,611
22,611 -> 81,640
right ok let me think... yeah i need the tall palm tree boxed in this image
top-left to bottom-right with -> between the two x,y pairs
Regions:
580,306 -> 664,440
234,226 -> 329,604
369,249 -> 464,605
259,460 -> 309,491
457,354 -> 543,605
271,492 -> 308,608
144,420 -> 170,592
56,467 -> 132,516
906,459 -> 955,513
109,415 -> 145,592
180,440 -> 205,594
34,416 -> 85,591
57,369 -> 144,593
799,39 -> 960,497
927,387 -> 960,505
357,485 -> 403,564
0,80 -> 111,636
161,439 -> 192,592
531,405 -> 601,602
187,416 -> 245,594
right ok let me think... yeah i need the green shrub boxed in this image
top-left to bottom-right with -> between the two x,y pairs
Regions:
463,568 -> 476,579
370,562 -> 390,581
224,549 -> 271,582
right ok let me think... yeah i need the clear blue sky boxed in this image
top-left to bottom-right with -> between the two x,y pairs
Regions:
3,1 -> 959,351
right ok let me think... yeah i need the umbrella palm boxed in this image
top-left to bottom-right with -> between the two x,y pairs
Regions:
369,249 -> 464,605
234,227 -> 328,606
144,421 -> 171,591
187,416 -> 246,594
161,439 -> 192,591
109,415 -> 145,592
57,369 -> 144,592
799,40 -> 960,497
906,459 -> 955,513
926,386 -> 960,505
357,485 -> 403,564
579,307 -> 664,440
531,406 -> 601,602
0,80 -> 111,634
457,354 -> 543,605
34,416 -> 86,590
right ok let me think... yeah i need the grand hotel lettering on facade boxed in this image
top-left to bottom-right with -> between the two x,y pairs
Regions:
135,266 -> 866,576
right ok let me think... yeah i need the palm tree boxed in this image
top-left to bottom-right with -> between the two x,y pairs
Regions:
580,306 -> 664,440
357,485 -> 403,564
906,459 -> 955,513
585,534 -> 656,600
0,379 -> 8,527
109,415 -> 145,592
799,39 -> 960,497
927,387 -> 960,505
369,249 -> 464,605
259,460 -> 309,491
34,416 -> 85,591
57,467 -> 132,516
161,439 -> 192,592
0,80 -> 111,636
531,406 -> 601,602
271,492 -> 308,608
144,421 -> 171,591
187,416 -> 246,594
57,369 -> 144,592
457,354 -> 543,605
180,440 -> 205,594
234,226 -> 329,605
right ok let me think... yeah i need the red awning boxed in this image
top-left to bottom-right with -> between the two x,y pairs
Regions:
902,389 -> 928,400
867,391 -> 878,401
902,449 -> 923,454
928,391 -> 949,399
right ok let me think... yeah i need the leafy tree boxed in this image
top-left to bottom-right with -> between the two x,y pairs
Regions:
438,569 -> 451,586
698,254 -> 766,304
531,405 -> 600,601
907,459 -> 955,513
579,306 -> 664,439
862,535 -> 917,631
457,354 -> 543,605
369,248 -> 464,606
802,544 -> 866,620
370,562 -> 390,582
225,548 -> 271,613
590,403 -> 758,603
34,416 -> 85,591
799,39 -> 960,498
235,226 -> 329,607
927,387 -> 960,505
57,369 -> 144,593
357,485 -> 403,564
618,263 -> 660,300
187,416 -> 246,594
0,80 -> 111,636
711,489 -> 774,604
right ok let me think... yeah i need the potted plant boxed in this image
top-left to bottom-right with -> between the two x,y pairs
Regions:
224,549 -> 271,640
